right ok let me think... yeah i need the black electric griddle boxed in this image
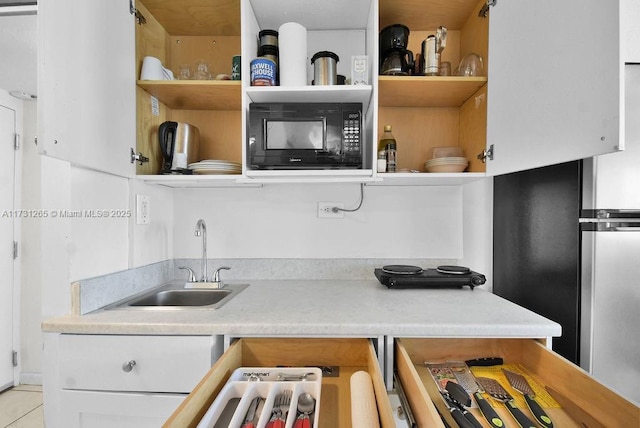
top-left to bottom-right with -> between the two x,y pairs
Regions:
374,265 -> 486,289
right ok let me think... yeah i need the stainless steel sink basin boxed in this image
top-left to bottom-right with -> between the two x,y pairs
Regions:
105,283 -> 249,310
127,289 -> 231,306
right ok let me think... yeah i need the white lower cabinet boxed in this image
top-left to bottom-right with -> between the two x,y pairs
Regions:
60,390 -> 186,428
47,334 -> 223,428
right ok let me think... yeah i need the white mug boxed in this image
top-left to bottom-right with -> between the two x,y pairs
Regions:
141,56 -> 173,80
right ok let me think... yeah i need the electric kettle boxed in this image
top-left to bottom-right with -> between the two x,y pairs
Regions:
158,121 -> 200,174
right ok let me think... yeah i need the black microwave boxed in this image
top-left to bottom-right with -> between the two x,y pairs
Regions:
247,102 -> 364,169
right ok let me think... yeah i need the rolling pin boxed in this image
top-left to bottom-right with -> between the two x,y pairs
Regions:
350,371 -> 381,428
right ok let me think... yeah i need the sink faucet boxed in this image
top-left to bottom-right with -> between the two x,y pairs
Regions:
194,219 -> 208,282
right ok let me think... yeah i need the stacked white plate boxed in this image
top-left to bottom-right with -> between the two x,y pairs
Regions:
188,160 -> 242,175
424,156 -> 468,173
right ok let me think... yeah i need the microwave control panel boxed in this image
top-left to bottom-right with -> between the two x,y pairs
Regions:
343,111 -> 361,154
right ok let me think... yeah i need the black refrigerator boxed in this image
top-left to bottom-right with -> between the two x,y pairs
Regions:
493,160 -> 582,364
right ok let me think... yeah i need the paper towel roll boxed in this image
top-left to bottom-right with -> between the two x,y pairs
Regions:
278,22 -> 307,86
350,371 -> 381,428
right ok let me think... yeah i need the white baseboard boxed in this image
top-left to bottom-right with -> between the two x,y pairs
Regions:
20,372 -> 42,386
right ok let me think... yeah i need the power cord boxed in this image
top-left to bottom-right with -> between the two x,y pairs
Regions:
332,183 -> 365,213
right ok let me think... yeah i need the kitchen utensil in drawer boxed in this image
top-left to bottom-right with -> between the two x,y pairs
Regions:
266,390 -> 291,428
293,392 -> 315,428
475,377 -> 538,428
503,369 -> 554,428
241,396 -> 261,428
446,381 -> 499,428
465,357 -> 504,367
213,397 -> 240,428
440,391 -> 480,428
350,370 -> 381,428
197,367 -> 322,427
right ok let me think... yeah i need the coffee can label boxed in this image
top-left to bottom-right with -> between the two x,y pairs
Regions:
231,55 -> 241,80
250,58 -> 277,86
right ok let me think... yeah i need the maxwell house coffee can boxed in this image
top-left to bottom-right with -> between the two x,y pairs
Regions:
250,58 -> 277,86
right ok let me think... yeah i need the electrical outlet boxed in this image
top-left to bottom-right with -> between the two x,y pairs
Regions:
136,194 -> 150,225
318,202 -> 344,218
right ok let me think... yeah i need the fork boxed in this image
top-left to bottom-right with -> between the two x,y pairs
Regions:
267,390 -> 292,428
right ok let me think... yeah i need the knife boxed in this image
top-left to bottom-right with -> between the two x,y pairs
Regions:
241,396 -> 261,428
545,386 -> 606,428
502,369 -> 553,428
465,357 -> 504,367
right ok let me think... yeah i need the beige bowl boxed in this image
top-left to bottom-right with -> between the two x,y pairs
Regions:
424,158 -> 468,173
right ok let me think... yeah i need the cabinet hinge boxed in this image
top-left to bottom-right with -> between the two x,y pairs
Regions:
14,133 -> 20,150
13,241 -> 18,260
131,148 -> 149,165
478,0 -> 497,18
12,351 -> 18,367
129,0 -> 146,25
477,144 -> 494,163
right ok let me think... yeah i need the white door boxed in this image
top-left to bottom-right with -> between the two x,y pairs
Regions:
38,0 -> 136,178
0,103 -> 16,390
486,0 -> 621,175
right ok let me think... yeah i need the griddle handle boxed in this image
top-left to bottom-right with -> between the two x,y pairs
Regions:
473,392 -> 504,428
524,394 -> 554,428
505,400 -> 537,428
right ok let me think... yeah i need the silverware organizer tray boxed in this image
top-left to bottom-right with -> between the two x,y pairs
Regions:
197,367 -> 322,428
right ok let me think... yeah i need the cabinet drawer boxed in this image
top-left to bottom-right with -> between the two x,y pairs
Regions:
59,335 -> 217,393
164,338 -> 396,428
395,338 -> 640,427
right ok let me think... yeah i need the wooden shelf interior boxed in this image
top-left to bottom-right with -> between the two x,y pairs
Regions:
139,0 -> 241,36
137,81 -> 242,110
136,1 -> 243,175
378,76 -> 486,107
379,0 -> 482,32
377,0 -> 489,174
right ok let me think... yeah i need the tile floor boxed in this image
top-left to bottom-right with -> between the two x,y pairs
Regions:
0,385 -> 44,428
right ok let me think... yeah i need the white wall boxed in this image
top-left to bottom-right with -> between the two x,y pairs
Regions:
172,184 -> 467,260
130,181 -> 174,268
19,100 -> 40,384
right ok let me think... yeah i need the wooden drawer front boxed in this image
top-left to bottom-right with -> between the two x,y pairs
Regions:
395,338 -> 640,428
164,338 -> 396,428
59,335 -> 215,393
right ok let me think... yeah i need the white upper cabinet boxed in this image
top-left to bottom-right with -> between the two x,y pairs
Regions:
38,0 -> 136,178
621,0 -> 640,63
486,0 -> 621,176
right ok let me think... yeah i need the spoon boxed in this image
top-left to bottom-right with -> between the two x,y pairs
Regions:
276,372 -> 315,382
293,393 -> 316,428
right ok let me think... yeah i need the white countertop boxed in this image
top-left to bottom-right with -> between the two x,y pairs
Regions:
42,280 -> 561,339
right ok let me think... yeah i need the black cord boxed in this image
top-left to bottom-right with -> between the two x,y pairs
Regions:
333,183 -> 365,213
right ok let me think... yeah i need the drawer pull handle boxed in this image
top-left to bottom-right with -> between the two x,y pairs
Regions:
122,360 -> 136,372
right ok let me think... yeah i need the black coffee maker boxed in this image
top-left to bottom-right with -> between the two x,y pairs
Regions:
379,24 -> 414,76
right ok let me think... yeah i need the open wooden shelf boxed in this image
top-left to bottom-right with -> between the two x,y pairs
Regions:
137,80 -> 242,110
378,76 -> 487,107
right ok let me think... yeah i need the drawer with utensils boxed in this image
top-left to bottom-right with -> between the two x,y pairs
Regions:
164,338 -> 396,428
394,337 -> 640,428
197,367 -> 322,427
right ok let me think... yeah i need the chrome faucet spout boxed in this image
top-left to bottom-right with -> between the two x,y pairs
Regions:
195,219 -> 208,281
